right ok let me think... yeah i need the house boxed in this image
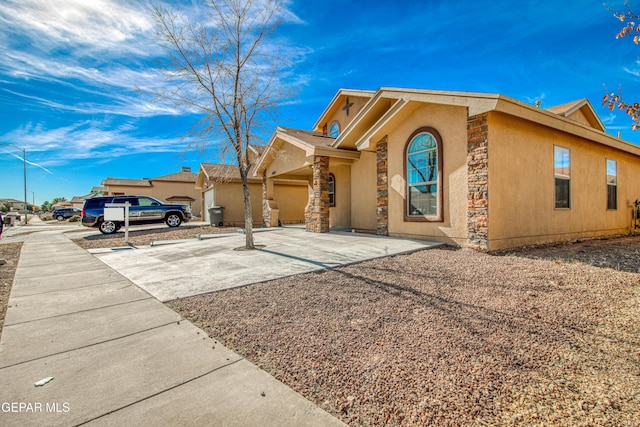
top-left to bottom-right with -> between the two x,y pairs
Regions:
254,87 -> 640,251
70,196 -> 89,210
101,167 -> 201,217
196,164 -> 263,226
0,198 -> 26,212
196,146 -> 308,226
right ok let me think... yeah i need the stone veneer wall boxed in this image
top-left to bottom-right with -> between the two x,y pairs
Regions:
262,175 -> 271,227
376,137 -> 389,236
305,156 -> 330,233
467,113 -> 490,250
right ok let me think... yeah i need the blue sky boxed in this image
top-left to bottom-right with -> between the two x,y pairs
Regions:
1,0 -> 639,205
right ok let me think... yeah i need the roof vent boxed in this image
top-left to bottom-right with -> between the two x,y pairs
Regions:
181,166 -> 192,172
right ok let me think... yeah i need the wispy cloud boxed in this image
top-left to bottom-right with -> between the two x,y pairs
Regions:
1,119 -> 191,164
0,0 -> 157,57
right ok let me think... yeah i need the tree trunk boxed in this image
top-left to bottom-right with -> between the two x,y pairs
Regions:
240,169 -> 255,249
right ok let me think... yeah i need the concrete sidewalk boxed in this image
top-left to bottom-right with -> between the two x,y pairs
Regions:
0,232 -> 345,426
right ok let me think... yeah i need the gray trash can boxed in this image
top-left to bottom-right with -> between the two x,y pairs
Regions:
208,206 -> 224,226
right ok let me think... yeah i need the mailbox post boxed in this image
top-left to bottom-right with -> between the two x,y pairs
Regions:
104,202 -> 130,244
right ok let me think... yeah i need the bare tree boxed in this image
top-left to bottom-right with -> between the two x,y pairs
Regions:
151,0 -> 288,249
603,1 -> 640,129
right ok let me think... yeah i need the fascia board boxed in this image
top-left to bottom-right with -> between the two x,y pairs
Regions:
252,130 -> 281,177
494,98 -> 640,157
355,98 -> 409,150
332,90 -> 398,148
313,146 -> 361,160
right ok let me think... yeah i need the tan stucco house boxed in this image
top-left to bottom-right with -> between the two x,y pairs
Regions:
101,167 -> 201,217
196,145 -> 308,226
254,87 -> 640,251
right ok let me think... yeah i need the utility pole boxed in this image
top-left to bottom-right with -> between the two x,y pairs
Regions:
0,143 -> 27,224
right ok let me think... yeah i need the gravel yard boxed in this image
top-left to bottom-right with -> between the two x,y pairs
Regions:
3,229 -> 640,425
0,242 -> 22,340
168,237 -> 640,426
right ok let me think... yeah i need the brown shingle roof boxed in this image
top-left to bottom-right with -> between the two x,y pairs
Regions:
200,163 -> 262,183
278,127 -> 335,148
152,170 -> 197,183
102,178 -> 151,187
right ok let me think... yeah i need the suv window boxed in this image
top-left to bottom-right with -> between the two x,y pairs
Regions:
138,197 -> 160,206
84,198 -> 109,209
113,197 -> 139,206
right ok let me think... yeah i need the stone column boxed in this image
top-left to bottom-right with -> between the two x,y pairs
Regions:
376,137 -> 389,236
262,174 -> 270,228
467,113 -> 489,250
305,156 -> 330,233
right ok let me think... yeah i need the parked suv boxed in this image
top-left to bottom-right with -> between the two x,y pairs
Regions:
81,196 -> 190,234
53,208 -> 81,221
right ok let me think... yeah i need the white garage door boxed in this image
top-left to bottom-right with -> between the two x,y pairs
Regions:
204,189 -> 214,223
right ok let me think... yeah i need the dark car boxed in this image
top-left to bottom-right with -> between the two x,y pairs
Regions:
53,208 -> 81,221
81,195 -> 190,234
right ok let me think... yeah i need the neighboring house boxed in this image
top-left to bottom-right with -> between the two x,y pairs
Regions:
0,198 -> 26,212
196,146 -> 308,226
101,167 -> 200,217
254,87 -> 640,251
70,196 -> 89,210
196,164 -> 263,226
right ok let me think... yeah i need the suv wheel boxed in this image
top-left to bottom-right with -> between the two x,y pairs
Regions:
165,213 -> 182,228
56,215 -> 65,221
98,220 -> 118,234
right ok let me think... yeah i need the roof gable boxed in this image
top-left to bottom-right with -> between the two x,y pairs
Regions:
545,99 -> 605,131
312,89 -> 376,134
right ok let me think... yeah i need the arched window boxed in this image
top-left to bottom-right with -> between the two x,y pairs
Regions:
329,122 -> 340,138
328,173 -> 336,207
405,127 -> 443,221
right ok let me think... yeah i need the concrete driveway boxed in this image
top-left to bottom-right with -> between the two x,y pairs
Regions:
92,228 -> 442,302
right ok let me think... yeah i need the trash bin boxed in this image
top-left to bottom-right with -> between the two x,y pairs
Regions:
208,206 -> 224,226
4,215 -> 15,226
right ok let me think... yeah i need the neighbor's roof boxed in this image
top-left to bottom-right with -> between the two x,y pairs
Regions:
152,170 -> 197,183
197,163 -> 262,188
101,178 -> 151,187
201,163 -> 242,180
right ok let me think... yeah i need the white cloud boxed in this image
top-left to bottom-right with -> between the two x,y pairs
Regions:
0,0 -> 304,164
0,0 -> 157,56
1,119 -> 191,163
